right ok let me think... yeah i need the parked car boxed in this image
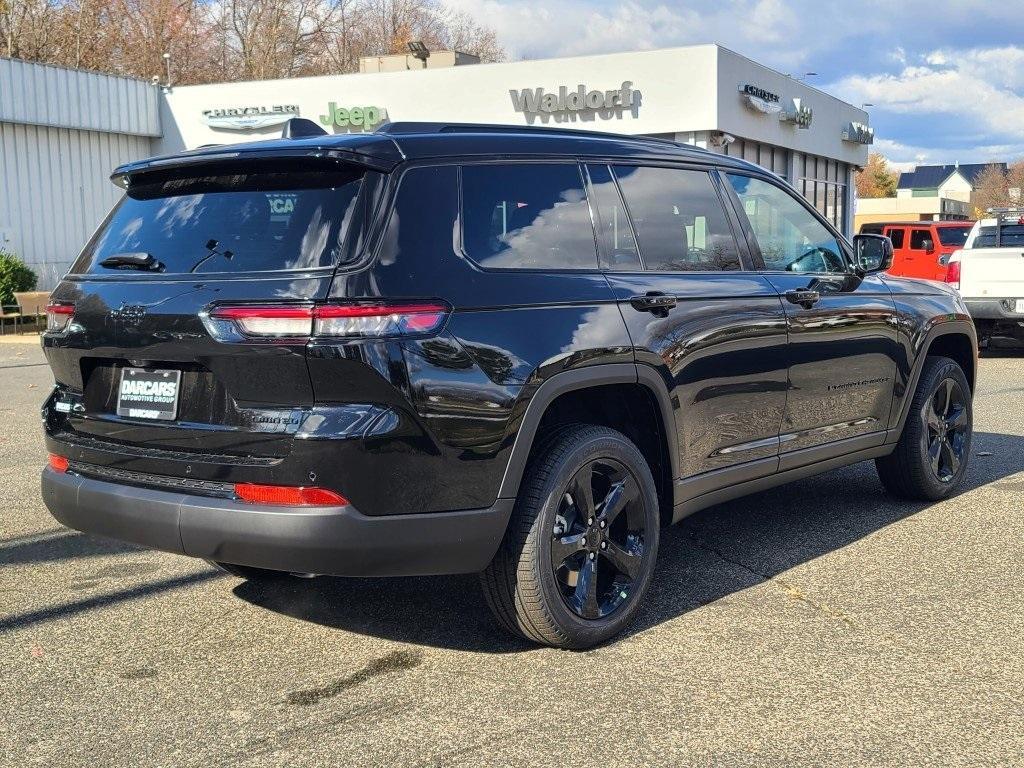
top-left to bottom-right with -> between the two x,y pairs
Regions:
946,209 -> 1024,346
859,221 -> 973,281
41,122 -> 977,648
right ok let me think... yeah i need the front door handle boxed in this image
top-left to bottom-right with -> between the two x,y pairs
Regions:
784,288 -> 820,309
629,292 -> 677,314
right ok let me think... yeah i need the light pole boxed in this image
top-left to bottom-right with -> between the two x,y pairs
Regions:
162,52 -> 171,88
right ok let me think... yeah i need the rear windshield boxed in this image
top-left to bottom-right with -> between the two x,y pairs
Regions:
936,227 -> 971,247
73,169 -> 363,275
972,225 -> 1024,248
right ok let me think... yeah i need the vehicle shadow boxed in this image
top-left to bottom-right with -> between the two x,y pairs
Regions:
1,529 -> 145,565
233,430 -> 1024,653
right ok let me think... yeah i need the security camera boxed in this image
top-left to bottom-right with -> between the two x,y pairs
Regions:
151,75 -> 160,85
708,132 -> 736,148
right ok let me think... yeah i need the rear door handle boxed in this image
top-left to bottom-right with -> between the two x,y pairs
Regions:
629,293 -> 677,313
784,289 -> 820,309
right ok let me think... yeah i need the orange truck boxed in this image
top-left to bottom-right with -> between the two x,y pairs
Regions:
858,221 -> 973,281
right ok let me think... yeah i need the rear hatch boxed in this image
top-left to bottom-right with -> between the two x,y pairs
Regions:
44,156 -> 372,462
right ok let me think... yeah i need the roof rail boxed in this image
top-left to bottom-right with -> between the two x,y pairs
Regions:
375,121 -> 681,146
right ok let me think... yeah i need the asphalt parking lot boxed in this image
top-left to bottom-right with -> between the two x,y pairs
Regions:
3,341 -> 1023,767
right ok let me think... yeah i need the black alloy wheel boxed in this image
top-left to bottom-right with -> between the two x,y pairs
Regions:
923,377 -> 969,483
549,459 -> 647,620
481,424 -> 660,649
876,355 -> 972,500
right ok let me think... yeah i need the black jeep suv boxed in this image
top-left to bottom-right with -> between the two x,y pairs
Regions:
41,122 -> 976,648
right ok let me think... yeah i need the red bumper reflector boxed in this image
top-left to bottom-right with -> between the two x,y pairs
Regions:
234,483 -> 348,506
48,454 -> 69,473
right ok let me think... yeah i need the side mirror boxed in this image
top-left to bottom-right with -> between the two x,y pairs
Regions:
923,238 -> 935,254
853,233 -> 894,274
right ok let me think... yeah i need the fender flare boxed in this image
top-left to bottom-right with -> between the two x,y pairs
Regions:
889,318 -> 977,440
496,363 -> 679,500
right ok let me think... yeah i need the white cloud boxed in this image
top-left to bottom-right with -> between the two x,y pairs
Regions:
872,136 -> 1024,168
830,45 -> 1024,156
444,0 -> 840,69
444,0 -> 703,60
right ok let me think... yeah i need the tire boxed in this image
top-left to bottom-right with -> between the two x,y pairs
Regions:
875,356 -> 972,501
480,424 -> 660,649
205,560 -> 287,580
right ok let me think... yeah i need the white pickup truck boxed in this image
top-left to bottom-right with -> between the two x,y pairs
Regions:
947,209 -> 1024,345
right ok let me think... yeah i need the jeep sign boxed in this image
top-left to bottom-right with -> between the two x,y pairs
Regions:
318,103 -> 383,129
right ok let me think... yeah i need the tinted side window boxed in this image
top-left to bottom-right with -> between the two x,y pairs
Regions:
586,164 -> 641,271
461,163 -> 597,270
885,227 -> 906,248
614,165 -> 740,271
727,174 -> 847,274
910,229 -> 931,249
937,227 -> 970,247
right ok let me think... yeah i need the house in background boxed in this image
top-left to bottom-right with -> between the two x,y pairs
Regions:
896,162 -> 1006,206
855,162 -> 1006,232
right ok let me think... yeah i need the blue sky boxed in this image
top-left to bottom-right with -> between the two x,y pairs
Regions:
448,0 -> 1024,168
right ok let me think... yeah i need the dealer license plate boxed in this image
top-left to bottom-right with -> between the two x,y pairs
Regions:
1015,299 -> 1024,314
116,368 -> 182,421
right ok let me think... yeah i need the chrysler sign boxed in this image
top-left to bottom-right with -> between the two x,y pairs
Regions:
739,83 -> 782,115
202,105 -> 299,130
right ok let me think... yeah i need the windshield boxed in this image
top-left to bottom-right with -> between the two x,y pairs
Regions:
972,225 -> 1024,249
73,169 -> 364,275
937,227 -> 971,247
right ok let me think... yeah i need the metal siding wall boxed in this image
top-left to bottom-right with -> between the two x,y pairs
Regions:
0,121 -> 153,289
0,58 -> 159,137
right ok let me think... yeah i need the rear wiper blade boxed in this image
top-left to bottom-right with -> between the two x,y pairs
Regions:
99,252 -> 164,272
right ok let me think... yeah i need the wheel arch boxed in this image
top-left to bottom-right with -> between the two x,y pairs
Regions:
926,330 -> 976,392
497,364 -> 678,523
890,319 -> 977,439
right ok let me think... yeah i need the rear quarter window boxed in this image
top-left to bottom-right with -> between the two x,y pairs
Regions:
73,169 -> 365,275
937,227 -> 971,247
460,163 -> 598,270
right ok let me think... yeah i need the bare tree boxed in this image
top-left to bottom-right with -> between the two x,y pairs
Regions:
972,164 -> 1011,216
1,0 -> 503,83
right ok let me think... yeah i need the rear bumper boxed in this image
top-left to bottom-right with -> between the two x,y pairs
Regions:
41,467 -> 512,577
964,298 -> 1024,321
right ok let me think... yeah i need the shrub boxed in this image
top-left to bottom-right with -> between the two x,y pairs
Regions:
0,251 -> 38,308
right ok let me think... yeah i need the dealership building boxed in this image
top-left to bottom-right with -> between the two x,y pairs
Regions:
1,45 -> 872,288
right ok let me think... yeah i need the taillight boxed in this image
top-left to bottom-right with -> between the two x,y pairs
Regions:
205,302 -> 449,341
945,260 -> 961,290
207,306 -> 314,337
45,303 -> 75,333
234,483 -> 348,506
48,454 -> 69,473
313,303 -> 448,337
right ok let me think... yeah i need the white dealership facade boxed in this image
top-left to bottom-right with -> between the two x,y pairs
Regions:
1,45 -> 872,288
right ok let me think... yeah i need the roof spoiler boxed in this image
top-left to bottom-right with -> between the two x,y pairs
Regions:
282,117 -> 328,139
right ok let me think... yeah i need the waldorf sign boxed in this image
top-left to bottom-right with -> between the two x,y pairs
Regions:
510,82 -> 639,118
